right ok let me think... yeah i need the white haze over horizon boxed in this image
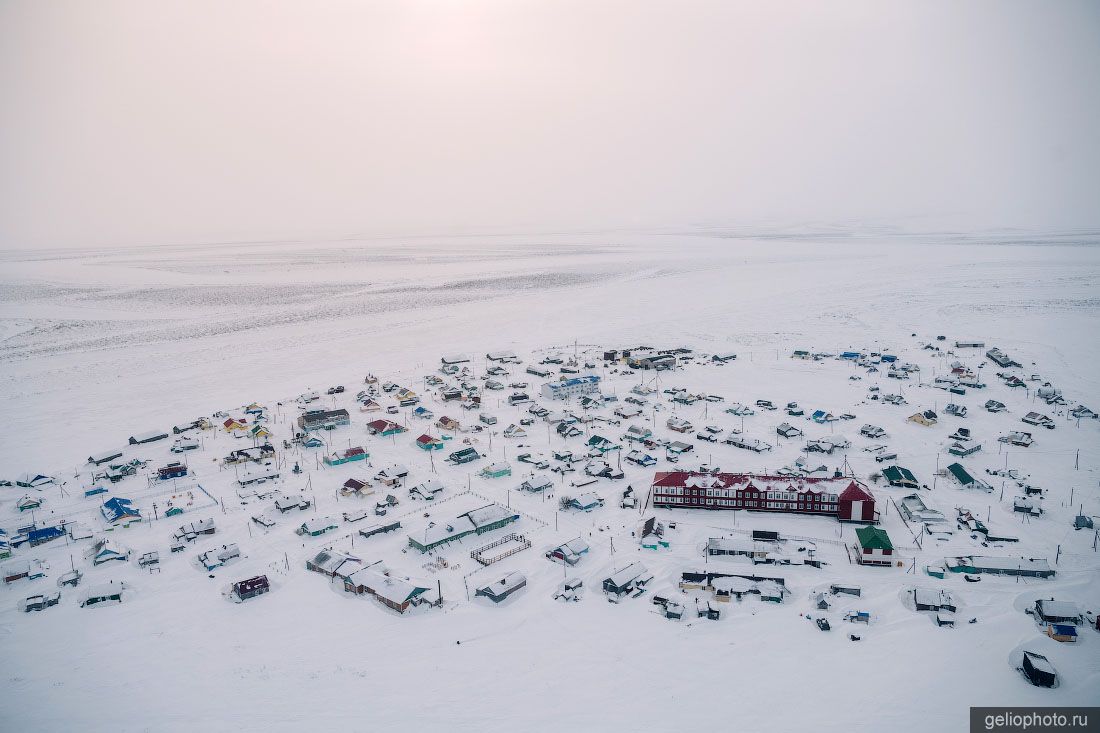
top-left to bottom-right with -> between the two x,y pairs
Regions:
1,0 -> 1098,250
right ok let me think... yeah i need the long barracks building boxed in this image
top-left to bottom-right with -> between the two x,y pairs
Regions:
650,471 -> 877,522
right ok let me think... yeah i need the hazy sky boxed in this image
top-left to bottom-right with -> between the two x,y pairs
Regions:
2,0 -> 1098,248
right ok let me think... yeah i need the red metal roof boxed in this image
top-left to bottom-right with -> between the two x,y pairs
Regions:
652,471 -> 864,496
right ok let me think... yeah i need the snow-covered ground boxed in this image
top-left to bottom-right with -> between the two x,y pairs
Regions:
1,231 -> 1098,732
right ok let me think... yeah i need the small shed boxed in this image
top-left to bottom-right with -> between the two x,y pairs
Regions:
1046,624 -> 1077,643
1021,651 -> 1057,688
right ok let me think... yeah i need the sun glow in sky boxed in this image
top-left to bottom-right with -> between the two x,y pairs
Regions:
1,0 -> 1098,247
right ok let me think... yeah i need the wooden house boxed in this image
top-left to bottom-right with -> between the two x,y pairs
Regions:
366,419 -> 406,437
854,526 -> 894,566
324,446 -> 369,466
602,562 -> 652,600
157,462 -> 188,480
88,450 -> 123,466
415,434 -> 445,451
480,462 -> 512,479
447,447 -> 481,465
1001,431 -> 1034,447
341,478 -> 373,497
274,494 -> 310,512
1046,624 -> 1078,643
907,410 -> 938,427
407,504 -> 519,553
410,479 -> 445,501
914,588 -> 957,613
568,492 -> 604,512
297,516 -> 339,537
882,465 -> 918,489
342,567 -> 432,614
233,575 -> 270,601
87,538 -> 130,565
101,497 -> 141,525
475,572 -> 528,603
546,537 -> 590,565
3,559 -> 48,584
436,415 -> 460,431
1021,651 -> 1057,688
520,474 -> 554,493
199,544 -> 240,571
129,430 -> 169,445
946,462 -> 993,492
945,555 -> 1054,578
223,418 -> 247,432
306,550 -> 362,579
358,519 -> 402,540
17,495 -> 43,512
374,464 -> 409,487
81,584 -> 125,607
1033,599 -> 1082,625
299,409 -> 352,432
173,518 -> 217,542
22,591 -> 61,612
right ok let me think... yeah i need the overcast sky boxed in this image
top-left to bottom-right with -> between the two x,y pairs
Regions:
1,0 -> 1098,248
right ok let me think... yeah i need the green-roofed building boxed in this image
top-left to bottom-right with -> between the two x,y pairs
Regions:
855,525 -> 894,566
946,462 -> 993,492
882,465 -> 918,489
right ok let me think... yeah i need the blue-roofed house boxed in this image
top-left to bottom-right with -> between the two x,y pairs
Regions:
101,497 -> 141,525
1046,624 -> 1078,643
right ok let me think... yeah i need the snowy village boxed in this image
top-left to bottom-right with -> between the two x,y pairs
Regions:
5,3 -> 1100,729
3,338 -> 1097,700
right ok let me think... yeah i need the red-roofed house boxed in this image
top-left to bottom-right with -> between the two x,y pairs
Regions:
324,446 -> 369,466
366,420 -> 406,437
223,417 -> 247,432
415,434 -> 445,451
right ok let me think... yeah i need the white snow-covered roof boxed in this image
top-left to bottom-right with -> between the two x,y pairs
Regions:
275,493 -> 304,508
464,504 -> 514,529
310,550 -> 360,574
418,518 -> 477,547
563,537 -> 590,555
413,479 -> 445,495
347,568 -> 427,605
1037,600 -> 1080,618
573,492 -> 601,506
302,516 -> 339,533
957,556 -> 1052,572
711,576 -> 756,593
522,473 -> 553,490
708,537 -> 755,554
478,571 -> 527,594
606,562 -> 648,587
